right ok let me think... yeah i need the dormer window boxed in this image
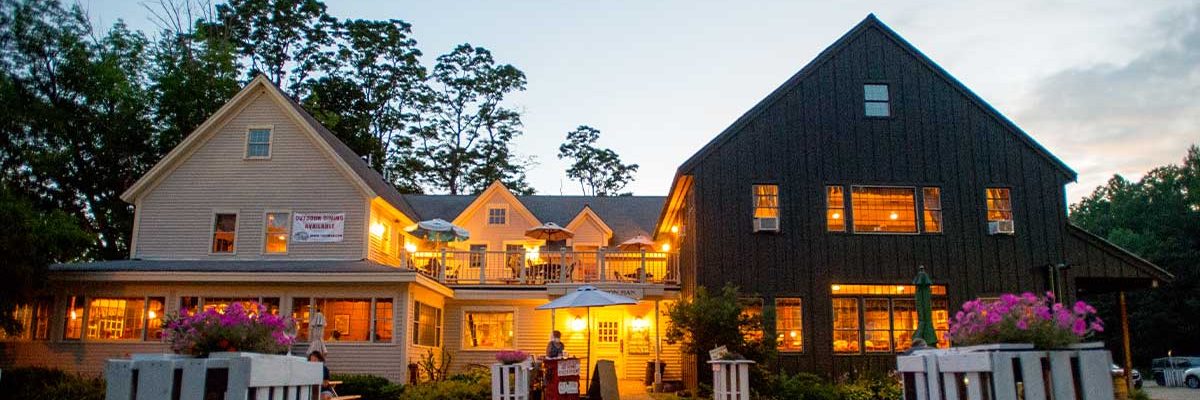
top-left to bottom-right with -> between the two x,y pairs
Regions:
864,84 -> 890,117
246,127 -> 272,158
487,206 -> 507,225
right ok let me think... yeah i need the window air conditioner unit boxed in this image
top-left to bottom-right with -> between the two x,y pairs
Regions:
988,219 -> 1015,235
753,217 -> 780,232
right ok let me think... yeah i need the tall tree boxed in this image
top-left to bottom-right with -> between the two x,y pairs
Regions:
411,44 -> 532,195
1070,145 -> 1200,367
206,0 -> 337,96
0,0 -> 157,260
558,125 -> 639,196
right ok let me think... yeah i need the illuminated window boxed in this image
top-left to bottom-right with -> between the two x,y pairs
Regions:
463,311 -> 514,349
986,188 -> 1013,221
832,298 -> 860,354
752,185 -> 779,219
864,84 -> 890,117
827,186 -> 846,232
86,298 -> 146,340
487,207 -> 507,225
892,299 -> 917,352
775,298 -> 803,352
922,188 -> 943,233
212,213 -> 237,253
246,128 -> 271,158
1,297 -> 53,341
375,299 -> 394,343
597,321 -> 620,343
64,296 -> 83,340
413,301 -> 442,347
863,299 -> 891,353
200,298 -> 270,314
264,212 -> 290,253
830,284 -> 947,296
146,298 -> 165,340
739,298 -> 764,342
851,186 -> 917,233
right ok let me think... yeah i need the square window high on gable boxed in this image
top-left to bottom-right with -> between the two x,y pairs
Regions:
864,84 -> 890,117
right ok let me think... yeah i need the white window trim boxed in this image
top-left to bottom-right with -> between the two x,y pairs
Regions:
847,185 -> 921,235
411,300 -> 444,348
486,205 -> 509,226
208,211 -> 240,255
289,296 -> 394,345
460,306 -> 518,351
261,209 -> 292,255
244,125 -> 274,160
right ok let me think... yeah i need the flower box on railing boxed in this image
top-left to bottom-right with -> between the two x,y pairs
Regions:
105,352 -> 323,400
896,342 -> 1114,400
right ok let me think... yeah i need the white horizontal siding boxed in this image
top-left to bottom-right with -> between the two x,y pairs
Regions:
135,91 -> 368,261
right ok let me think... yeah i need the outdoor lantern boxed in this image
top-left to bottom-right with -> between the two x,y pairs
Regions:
370,222 -> 387,238
661,243 -> 671,252
404,242 -> 417,253
571,316 -> 587,332
631,317 -> 649,331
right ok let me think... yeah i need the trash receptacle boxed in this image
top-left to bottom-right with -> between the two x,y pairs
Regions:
644,360 -> 666,385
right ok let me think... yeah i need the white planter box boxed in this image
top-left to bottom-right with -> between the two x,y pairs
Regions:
708,359 -> 755,400
106,352 -> 324,400
897,342 -> 1114,400
491,361 -> 532,400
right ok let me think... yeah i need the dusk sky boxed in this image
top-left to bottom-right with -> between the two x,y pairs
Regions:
85,0 -> 1199,202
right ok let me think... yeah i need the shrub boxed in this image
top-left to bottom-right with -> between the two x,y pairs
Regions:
665,284 -> 776,392
0,367 -> 105,400
763,372 -> 901,400
838,373 -> 902,400
163,301 -> 295,356
399,370 -> 490,400
948,292 -> 1103,349
329,374 -> 403,400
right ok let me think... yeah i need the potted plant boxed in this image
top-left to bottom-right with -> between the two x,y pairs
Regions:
947,292 -> 1104,349
495,350 -> 531,365
163,302 -> 295,357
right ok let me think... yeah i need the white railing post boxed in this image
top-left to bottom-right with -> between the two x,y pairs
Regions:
439,249 -> 447,283
640,249 -> 648,283
560,249 -> 569,283
597,248 -> 605,283
479,249 -> 487,284
708,360 -> 754,400
517,250 -> 526,284
491,362 -> 531,400
896,343 -> 1115,400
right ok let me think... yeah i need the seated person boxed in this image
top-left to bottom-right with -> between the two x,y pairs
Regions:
307,351 -> 334,400
545,330 -> 565,359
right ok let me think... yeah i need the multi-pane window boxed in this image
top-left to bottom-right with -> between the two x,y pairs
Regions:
413,301 -> 442,347
830,285 -> 950,354
246,128 -> 271,158
289,298 -> 392,343
487,207 -> 507,225
739,298 -> 764,342
922,187 -> 943,233
78,297 -> 164,341
752,184 -> 780,232
775,298 -> 803,352
264,212 -> 290,253
826,186 -> 846,232
462,311 -> 514,349
212,213 -> 237,253
470,244 -> 487,269
851,186 -> 917,233
0,297 -> 53,341
986,188 -> 1013,221
864,84 -> 890,117
375,299 -> 394,343
64,296 -> 83,339
597,321 -> 620,343
186,297 -> 279,315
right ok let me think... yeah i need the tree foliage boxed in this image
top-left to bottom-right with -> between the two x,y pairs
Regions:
0,190 -> 91,335
1070,145 -> 1200,367
666,284 -> 775,390
557,125 -> 638,196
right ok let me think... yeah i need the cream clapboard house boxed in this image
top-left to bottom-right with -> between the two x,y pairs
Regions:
0,76 -> 682,383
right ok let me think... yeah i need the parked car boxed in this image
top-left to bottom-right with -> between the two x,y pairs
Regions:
1111,364 -> 1143,389
1151,357 -> 1200,388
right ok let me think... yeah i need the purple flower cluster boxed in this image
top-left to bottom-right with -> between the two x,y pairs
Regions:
163,302 -> 295,357
495,350 -> 530,364
948,292 -> 1103,349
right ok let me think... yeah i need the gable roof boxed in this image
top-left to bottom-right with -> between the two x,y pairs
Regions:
120,76 -> 419,219
1066,223 -> 1174,283
676,14 -> 1076,180
566,205 -> 614,241
403,193 -> 665,244
450,181 -> 541,227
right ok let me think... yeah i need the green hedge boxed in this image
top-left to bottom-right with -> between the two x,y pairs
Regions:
330,374 -> 404,400
0,367 -> 105,400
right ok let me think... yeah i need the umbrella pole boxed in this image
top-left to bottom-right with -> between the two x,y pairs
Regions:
586,307 -> 592,394
655,300 -> 662,390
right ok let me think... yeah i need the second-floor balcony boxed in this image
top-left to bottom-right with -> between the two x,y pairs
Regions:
399,249 -> 678,286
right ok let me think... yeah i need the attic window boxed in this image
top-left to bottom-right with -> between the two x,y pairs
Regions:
246,128 -> 272,158
864,84 -> 890,117
487,206 -> 507,225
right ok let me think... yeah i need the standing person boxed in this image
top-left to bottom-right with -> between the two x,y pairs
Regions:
546,330 -> 565,359
308,351 -> 334,400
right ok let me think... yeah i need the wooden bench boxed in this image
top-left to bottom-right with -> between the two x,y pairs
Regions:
327,380 -> 362,400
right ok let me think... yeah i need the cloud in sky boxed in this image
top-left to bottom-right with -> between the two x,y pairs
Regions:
1016,4 -> 1200,201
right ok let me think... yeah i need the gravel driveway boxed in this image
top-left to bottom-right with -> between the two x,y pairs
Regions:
1142,381 -> 1198,400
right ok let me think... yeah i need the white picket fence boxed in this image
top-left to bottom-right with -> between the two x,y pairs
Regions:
709,360 -> 755,400
896,343 -> 1115,400
105,352 -> 324,400
491,361 -> 532,400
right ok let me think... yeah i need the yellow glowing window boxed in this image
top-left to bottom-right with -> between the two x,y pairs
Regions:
832,298 -> 860,354
831,284 -> 951,354
85,298 -> 146,340
863,299 -> 891,353
0,297 -> 53,341
64,296 -> 83,340
463,311 -> 514,349
752,184 -> 779,219
851,186 -> 917,233
739,298 -> 764,342
375,299 -> 395,343
922,188 -> 943,233
413,301 -> 441,346
986,188 -> 1013,221
265,212 -> 290,253
830,284 -> 947,296
775,298 -> 803,352
827,186 -> 846,232
212,213 -> 237,253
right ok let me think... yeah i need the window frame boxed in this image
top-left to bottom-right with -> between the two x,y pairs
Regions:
849,185 -> 920,235
460,306 -> 518,351
412,300 -> 443,348
826,185 -> 847,233
863,83 -> 892,118
921,187 -> 944,234
65,296 -> 167,342
830,285 -> 950,355
289,297 -> 393,344
244,125 -> 274,159
486,205 -> 508,226
751,183 -> 781,233
262,210 -> 292,255
209,211 -> 239,255
774,297 -> 805,353
985,187 -> 1014,222
0,296 -> 54,341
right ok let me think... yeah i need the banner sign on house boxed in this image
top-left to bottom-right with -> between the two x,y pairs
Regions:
292,213 -> 345,243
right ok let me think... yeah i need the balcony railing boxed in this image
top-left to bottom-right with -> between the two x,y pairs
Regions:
399,249 -> 678,285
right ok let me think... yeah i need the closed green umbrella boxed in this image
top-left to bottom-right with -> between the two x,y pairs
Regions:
913,266 -> 939,347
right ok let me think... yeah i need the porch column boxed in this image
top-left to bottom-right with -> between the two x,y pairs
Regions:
1119,291 -> 1134,392
655,299 -> 662,389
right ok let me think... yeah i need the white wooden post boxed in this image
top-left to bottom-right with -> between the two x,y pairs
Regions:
597,248 -> 606,283
439,249 -> 447,283
105,352 -> 322,400
639,249 -> 647,282
479,248 -> 487,284
560,249 -> 569,283
708,360 -> 754,400
896,343 -> 1116,400
491,362 -> 531,400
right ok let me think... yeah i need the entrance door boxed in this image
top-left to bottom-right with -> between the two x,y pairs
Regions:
592,309 -> 624,378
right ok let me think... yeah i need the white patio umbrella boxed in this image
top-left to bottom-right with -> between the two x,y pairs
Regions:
405,218 -> 470,244
617,235 -> 655,251
306,308 -> 327,356
525,222 -> 574,242
536,286 -> 637,392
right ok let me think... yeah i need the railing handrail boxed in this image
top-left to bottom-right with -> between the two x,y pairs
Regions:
399,248 -> 679,286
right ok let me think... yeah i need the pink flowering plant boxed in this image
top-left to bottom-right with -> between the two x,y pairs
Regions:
163,302 -> 295,357
495,350 -> 530,364
948,292 -> 1103,349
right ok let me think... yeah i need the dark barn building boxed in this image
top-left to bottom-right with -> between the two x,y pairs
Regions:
653,15 -> 1173,382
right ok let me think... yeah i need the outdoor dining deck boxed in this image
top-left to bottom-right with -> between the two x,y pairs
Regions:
399,249 -> 679,285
